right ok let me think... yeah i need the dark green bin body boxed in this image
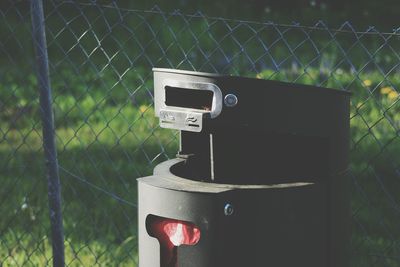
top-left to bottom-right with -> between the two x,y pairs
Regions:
138,68 -> 350,267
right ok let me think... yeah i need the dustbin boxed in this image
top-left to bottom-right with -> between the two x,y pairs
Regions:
138,68 -> 350,267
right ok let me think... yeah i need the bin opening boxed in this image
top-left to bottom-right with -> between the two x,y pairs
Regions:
165,86 -> 213,111
146,214 -> 201,267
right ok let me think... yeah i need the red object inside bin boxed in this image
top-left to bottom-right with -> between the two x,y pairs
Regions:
148,216 -> 201,267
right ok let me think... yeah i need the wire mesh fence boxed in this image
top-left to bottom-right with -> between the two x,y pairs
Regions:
1,0 -> 400,266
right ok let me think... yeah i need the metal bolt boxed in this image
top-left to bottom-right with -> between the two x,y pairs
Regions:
224,94 -> 238,107
224,203 -> 234,216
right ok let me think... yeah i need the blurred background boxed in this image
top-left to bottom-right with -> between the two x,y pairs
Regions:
3,0 -> 400,29
1,0 -> 399,266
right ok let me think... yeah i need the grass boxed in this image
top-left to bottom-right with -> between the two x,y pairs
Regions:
0,102 -> 177,266
1,64 -> 399,266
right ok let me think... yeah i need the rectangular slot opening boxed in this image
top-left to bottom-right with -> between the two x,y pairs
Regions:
165,86 -> 213,111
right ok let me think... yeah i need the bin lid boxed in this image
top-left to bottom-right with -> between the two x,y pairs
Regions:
153,67 -> 350,136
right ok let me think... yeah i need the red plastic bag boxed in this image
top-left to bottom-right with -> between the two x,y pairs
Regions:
149,216 -> 201,267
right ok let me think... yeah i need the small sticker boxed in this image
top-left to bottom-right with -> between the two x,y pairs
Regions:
160,111 -> 175,121
186,115 -> 198,123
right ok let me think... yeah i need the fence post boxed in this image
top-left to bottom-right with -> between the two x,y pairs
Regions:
31,0 -> 65,266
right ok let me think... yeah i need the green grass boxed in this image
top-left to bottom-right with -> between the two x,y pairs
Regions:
1,65 -> 400,265
0,101 -> 177,266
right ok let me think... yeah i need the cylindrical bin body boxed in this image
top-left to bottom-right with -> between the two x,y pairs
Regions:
138,68 -> 350,267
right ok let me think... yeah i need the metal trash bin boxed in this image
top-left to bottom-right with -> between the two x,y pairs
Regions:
138,68 -> 350,267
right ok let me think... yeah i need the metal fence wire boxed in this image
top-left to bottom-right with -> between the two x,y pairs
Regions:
1,0 -> 400,266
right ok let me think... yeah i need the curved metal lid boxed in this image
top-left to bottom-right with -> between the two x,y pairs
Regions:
153,67 -> 224,78
153,67 -> 351,96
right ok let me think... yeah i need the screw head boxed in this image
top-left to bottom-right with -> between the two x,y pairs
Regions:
224,94 -> 238,107
224,203 -> 234,216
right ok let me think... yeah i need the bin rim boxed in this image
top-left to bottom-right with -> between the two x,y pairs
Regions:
153,67 -> 351,96
143,158 -> 316,193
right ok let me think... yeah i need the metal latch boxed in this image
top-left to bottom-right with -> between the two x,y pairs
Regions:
156,79 -> 223,132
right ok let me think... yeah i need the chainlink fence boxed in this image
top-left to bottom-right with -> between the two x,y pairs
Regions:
1,0 -> 400,266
